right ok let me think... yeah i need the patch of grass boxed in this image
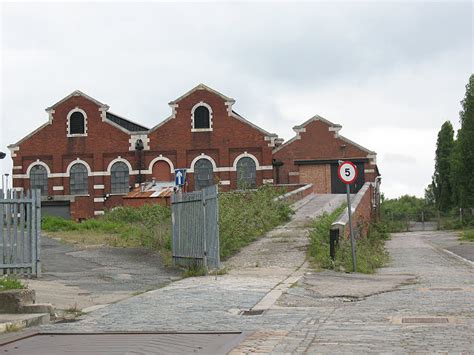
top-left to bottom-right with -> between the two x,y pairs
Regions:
182,264 -> 207,277
42,204 -> 172,252
460,229 -> 474,241
0,276 -> 26,290
219,185 -> 293,259
308,205 -> 389,274
5,323 -> 23,333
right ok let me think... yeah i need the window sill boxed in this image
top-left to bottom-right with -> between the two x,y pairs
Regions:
191,128 -> 213,132
71,194 -> 90,197
67,134 -> 88,137
109,193 -> 128,196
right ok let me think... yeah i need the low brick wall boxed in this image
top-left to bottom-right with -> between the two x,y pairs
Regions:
274,183 -> 313,204
332,182 -> 374,239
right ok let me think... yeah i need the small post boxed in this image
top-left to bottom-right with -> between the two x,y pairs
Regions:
437,210 -> 441,230
459,208 -> 463,225
329,228 -> 339,260
421,211 -> 425,231
346,184 -> 357,272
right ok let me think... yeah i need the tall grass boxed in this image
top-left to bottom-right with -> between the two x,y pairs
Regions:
42,186 -> 293,260
219,185 -> 293,259
308,206 -> 389,274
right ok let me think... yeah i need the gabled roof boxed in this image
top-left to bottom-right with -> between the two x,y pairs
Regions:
106,112 -> 148,132
168,83 -> 235,105
46,90 -> 109,111
274,114 -> 376,155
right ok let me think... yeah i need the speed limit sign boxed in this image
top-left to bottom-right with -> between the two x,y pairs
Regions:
338,161 -> 358,185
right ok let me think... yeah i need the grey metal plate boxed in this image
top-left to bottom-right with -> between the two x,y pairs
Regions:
0,332 -> 246,355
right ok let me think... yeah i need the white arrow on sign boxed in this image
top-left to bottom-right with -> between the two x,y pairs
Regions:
176,170 -> 183,185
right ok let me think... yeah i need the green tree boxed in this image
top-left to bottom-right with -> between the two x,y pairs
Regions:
457,74 -> 474,207
432,121 -> 455,212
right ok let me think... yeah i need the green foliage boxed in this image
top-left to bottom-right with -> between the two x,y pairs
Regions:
0,276 -> 26,290
457,74 -> 474,208
219,185 -> 293,259
461,229 -> 474,241
307,205 -> 346,269
42,204 -> 172,250
433,121 -> 455,212
308,206 -> 389,274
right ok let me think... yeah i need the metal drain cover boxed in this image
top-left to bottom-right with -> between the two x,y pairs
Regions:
0,331 -> 247,355
402,317 -> 449,324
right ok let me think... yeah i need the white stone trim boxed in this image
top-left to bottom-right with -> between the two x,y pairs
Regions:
13,187 -> 24,192
263,179 -> 274,184
66,158 -> 92,176
94,184 -> 105,189
46,108 -> 55,124
147,155 -> 175,174
364,169 -> 375,173
289,171 -> 300,176
188,154 -> 218,173
191,101 -> 213,132
257,165 -> 273,171
66,107 -> 88,137
367,154 -> 377,165
328,126 -> 341,138
94,210 -> 105,216
13,166 -> 22,170
232,152 -> 260,171
106,156 -> 133,174
9,146 -> 19,158
53,186 -> 64,191
129,134 -> 150,151
219,180 -> 231,185
94,197 -> 105,203
26,160 -> 52,176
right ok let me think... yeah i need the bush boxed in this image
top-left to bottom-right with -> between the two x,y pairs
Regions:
219,185 -> 293,259
0,277 -> 26,290
461,229 -> 474,241
308,206 -> 389,274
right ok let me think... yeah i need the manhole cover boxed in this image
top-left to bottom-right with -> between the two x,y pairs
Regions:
0,332 -> 246,355
402,317 -> 449,324
241,309 -> 265,316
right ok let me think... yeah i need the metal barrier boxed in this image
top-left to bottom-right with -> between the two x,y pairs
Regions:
171,185 -> 220,270
0,189 -> 41,277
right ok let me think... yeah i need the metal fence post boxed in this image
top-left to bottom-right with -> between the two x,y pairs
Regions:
35,189 -> 41,277
202,189 -> 208,275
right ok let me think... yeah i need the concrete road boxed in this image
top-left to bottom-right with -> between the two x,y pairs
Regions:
26,236 -> 181,311
40,228 -> 473,354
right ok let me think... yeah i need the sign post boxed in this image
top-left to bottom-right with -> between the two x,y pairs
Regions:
338,161 -> 358,272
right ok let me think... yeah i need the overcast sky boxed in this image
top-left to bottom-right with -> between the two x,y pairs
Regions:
0,1 -> 472,198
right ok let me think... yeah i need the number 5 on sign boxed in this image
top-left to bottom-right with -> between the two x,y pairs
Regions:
338,161 -> 358,185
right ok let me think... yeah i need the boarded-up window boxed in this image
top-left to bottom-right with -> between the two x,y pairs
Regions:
194,106 -> 210,129
237,157 -> 257,188
111,162 -> 129,194
70,163 -> 88,195
30,165 -> 48,196
70,112 -> 85,135
194,159 -> 213,190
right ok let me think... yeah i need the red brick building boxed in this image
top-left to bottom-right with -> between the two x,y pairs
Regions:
9,84 -> 379,220
8,84 -> 278,220
273,116 -> 379,194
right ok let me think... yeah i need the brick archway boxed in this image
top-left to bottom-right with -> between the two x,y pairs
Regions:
152,160 -> 172,182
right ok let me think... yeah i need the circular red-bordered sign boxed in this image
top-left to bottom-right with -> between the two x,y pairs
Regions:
338,161 -> 358,185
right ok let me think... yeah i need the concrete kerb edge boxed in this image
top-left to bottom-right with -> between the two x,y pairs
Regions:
0,313 -> 50,334
428,242 -> 474,267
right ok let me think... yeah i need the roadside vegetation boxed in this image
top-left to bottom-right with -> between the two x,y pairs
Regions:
308,205 -> 389,274
0,276 -> 26,290
219,185 -> 293,259
42,186 -> 293,263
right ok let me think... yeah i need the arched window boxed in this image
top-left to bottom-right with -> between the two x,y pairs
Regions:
70,163 -> 88,195
194,159 -> 214,190
193,106 -> 210,129
111,162 -> 129,194
30,165 -> 48,196
237,157 -> 257,189
69,111 -> 85,135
